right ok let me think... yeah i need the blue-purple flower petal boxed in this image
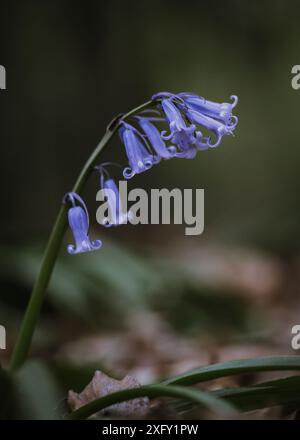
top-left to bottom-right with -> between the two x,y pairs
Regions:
179,93 -> 238,127
137,117 -> 177,159
160,98 -> 199,154
64,192 -> 102,254
185,108 -> 234,148
99,173 -> 132,226
119,122 -> 159,179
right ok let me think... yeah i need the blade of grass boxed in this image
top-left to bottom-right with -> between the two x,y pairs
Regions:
67,384 -> 237,420
172,376 -> 300,415
163,356 -> 300,386
215,375 -> 300,413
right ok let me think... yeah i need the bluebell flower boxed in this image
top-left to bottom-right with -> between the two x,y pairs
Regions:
178,93 -> 238,147
136,116 -> 177,159
64,192 -> 102,254
152,93 -> 210,158
96,165 -> 133,226
184,107 -> 235,148
160,98 -> 197,151
119,122 -> 160,179
179,93 -> 238,127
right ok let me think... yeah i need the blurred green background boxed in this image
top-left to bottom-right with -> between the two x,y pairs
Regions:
1,0 -> 300,418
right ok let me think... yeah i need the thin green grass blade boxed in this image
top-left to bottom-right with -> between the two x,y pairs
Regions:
67,384 -> 237,420
163,356 -> 300,386
215,375 -> 300,412
172,376 -> 300,415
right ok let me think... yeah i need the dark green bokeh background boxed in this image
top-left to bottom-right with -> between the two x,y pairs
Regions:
1,0 -> 300,253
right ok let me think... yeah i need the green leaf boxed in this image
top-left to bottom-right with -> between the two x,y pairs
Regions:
67,384 -> 237,420
215,375 -> 300,413
174,376 -> 300,416
163,356 -> 300,386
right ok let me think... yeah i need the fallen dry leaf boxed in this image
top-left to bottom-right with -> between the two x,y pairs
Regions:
68,370 -> 150,419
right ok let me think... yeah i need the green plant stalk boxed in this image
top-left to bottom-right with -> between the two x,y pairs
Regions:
9,100 -> 153,372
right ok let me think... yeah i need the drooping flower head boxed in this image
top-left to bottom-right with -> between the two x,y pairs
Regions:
119,122 -> 160,179
64,192 -> 102,254
95,163 -> 132,226
152,91 -> 238,153
64,90 -> 238,254
118,91 -> 238,179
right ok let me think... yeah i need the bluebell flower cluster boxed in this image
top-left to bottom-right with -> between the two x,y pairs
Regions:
64,91 -> 238,254
119,91 -> 238,178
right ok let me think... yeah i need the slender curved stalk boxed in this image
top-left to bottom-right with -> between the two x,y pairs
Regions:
9,100 -> 153,372
162,355 -> 300,386
66,384 -> 236,420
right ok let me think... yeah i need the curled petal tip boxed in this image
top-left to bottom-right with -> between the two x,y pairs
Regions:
230,95 -> 238,108
91,239 -> 102,249
67,239 -> 102,255
67,244 -> 76,255
207,134 -> 222,148
123,167 -> 135,179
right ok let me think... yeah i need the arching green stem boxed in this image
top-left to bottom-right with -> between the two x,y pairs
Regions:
9,100 -> 153,372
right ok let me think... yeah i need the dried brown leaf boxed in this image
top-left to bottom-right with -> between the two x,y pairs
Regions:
68,370 -> 150,419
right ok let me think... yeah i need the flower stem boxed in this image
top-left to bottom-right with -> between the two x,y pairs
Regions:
9,99 -> 153,372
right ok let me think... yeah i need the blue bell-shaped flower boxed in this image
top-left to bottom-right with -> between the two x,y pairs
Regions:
64,192 -> 102,254
96,165 -> 133,226
119,122 -> 160,179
